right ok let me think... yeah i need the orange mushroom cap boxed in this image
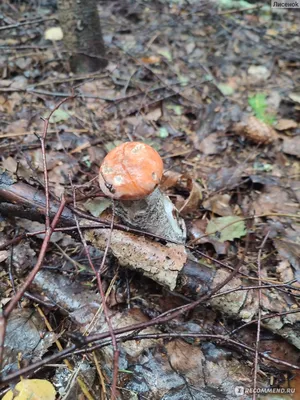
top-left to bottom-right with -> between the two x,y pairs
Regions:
99,142 -> 164,200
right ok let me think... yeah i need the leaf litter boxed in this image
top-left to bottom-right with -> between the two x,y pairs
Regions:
0,0 -> 300,399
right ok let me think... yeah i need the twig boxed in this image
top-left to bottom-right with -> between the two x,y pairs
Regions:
0,128 -> 88,139
253,231 -> 270,400
70,180 -> 119,399
0,197 -> 66,367
230,308 -> 300,336
149,228 -> 250,324
1,329 -> 299,386
8,235 -> 17,295
40,96 -> 74,228
0,96 -> 74,369
36,306 -> 94,400
0,17 -> 57,31
217,5 -> 263,15
0,234 -> 26,252
93,352 -> 107,399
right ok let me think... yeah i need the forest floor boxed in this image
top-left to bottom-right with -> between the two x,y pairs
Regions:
0,1 -> 300,399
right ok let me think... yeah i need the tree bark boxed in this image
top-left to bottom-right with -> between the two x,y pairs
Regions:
57,0 -> 107,73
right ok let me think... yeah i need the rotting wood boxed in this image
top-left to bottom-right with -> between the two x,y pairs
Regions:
1,171 -> 300,350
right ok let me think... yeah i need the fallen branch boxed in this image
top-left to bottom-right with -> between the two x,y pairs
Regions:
1,172 -> 300,351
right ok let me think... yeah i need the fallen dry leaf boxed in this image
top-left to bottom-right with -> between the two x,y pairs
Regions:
1,156 -> 17,173
3,379 -> 56,400
252,186 -> 299,215
44,26 -> 63,41
233,115 -> 277,144
203,194 -> 233,216
276,119 -> 298,131
0,250 -> 9,263
248,65 -> 271,82
277,260 -> 294,283
140,55 -> 161,64
161,171 -> 202,215
144,107 -> 162,121
179,180 -> 202,215
282,136 -> 300,157
5,119 -> 28,134
273,225 -> 300,272
161,170 -> 183,190
198,133 -> 227,155
289,92 -> 300,103
189,218 -> 228,255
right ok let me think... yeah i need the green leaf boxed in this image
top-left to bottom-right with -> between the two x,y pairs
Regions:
178,75 -> 189,86
166,104 -> 183,115
248,93 -> 275,125
248,93 -> 267,117
104,141 -> 123,153
253,162 -> 273,172
219,0 -> 253,9
206,216 -> 246,242
157,49 -> 172,62
218,83 -> 235,96
118,369 -> 134,374
158,127 -> 169,138
49,109 -> 70,123
84,198 -> 111,217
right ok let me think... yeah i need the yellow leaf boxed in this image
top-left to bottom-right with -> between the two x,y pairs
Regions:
140,55 -> 161,64
3,379 -> 56,400
44,27 -> 63,41
266,29 -> 277,36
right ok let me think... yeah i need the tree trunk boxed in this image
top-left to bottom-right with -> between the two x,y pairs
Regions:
57,0 -> 107,73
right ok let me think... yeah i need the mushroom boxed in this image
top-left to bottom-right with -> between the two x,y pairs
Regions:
99,142 -> 186,243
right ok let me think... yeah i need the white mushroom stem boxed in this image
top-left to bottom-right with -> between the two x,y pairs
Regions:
114,187 -> 186,243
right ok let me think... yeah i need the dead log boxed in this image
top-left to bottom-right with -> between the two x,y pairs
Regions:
1,171 -> 300,350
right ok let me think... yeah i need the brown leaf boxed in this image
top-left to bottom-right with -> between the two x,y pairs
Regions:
206,166 -> 244,191
198,133 -> 227,155
161,171 -> 202,215
2,156 -> 18,173
273,226 -> 300,271
252,186 -> 299,216
277,260 -> 294,283
233,115 -> 277,144
0,250 -> 9,263
5,119 -> 28,133
282,136 -> 300,157
179,180 -> 202,215
161,170 -> 182,190
189,219 -> 229,255
203,194 -> 233,216
165,340 -> 205,384
144,107 -> 162,121
276,119 -> 298,131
